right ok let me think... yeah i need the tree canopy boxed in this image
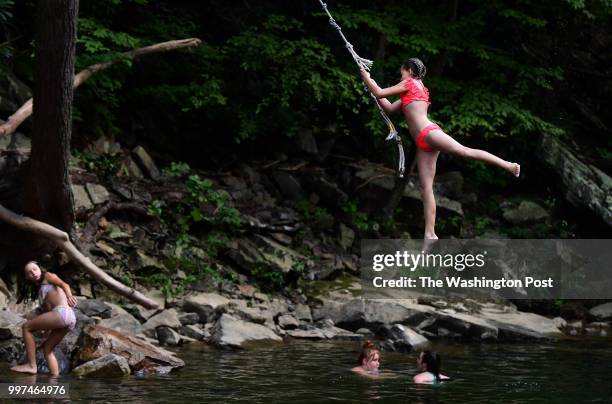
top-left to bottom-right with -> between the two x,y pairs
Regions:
0,0 -> 610,170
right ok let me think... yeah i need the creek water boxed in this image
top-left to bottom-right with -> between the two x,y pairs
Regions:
2,338 -> 611,403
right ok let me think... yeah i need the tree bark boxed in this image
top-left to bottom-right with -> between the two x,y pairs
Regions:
20,0 -> 79,240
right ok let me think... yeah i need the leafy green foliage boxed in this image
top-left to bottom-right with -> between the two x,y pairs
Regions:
0,0 -> 13,24
296,199 -> 330,226
162,161 -> 190,177
463,160 -> 508,188
157,162 -> 241,249
341,200 -> 374,232
72,149 -> 122,179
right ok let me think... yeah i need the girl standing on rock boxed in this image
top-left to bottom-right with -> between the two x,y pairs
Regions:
11,261 -> 77,376
360,58 -> 520,239
352,340 -> 381,375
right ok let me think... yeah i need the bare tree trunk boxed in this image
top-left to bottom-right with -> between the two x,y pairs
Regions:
21,0 -> 79,242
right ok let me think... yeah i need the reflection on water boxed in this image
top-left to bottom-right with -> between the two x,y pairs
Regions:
1,339 -> 611,403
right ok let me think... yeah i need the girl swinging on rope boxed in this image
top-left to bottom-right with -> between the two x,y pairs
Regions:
360,58 -> 520,240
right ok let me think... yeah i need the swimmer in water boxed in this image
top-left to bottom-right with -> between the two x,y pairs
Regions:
413,350 -> 450,384
352,340 -> 381,376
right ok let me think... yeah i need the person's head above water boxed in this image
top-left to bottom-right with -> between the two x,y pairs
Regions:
23,261 -> 44,284
357,340 -> 381,372
401,58 -> 427,81
417,350 -> 441,379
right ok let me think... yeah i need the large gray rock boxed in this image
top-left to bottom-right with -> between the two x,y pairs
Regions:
294,304 -> 313,322
98,305 -> 142,337
0,291 -> 7,309
319,324 -> 362,340
339,223 -> 355,251
178,312 -> 200,326
211,314 -> 282,349
502,201 -> 549,224
156,326 -> 182,346
0,311 -> 23,340
588,302 -> 612,321
72,184 -> 93,210
312,298 -> 433,330
89,136 -> 121,156
434,171 -> 464,199
73,325 -> 184,374
179,324 -> 208,341
77,299 -> 112,319
132,145 -> 160,179
126,157 -> 144,178
231,305 -> 271,325
142,309 -> 181,337
355,164 -> 463,216
0,310 -> 23,325
182,293 -> 230,323
286,329 -> 326,340
312,298 -> 562,341
277,314 -> 299,330
0,132 -> 31,150
540,134 -> 612,227
85,183 -> 111,205
295,128 -> 319,155
123,303 -> 160,323
72,353 -> 131,377
270,171 -> 304,200
379,324 -> 429,352
228,235 -> 306,276
0,338 -> 23,364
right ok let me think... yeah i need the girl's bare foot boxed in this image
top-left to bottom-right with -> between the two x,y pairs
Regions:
422,234 -> 439,254
507,162 -> 520,177
424,232 -> 438,240
10,364 -> 37,374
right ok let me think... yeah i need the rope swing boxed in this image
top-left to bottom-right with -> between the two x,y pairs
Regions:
318,1 -> 405,178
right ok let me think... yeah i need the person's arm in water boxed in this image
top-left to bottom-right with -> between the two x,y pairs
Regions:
360,70 -> 407,99
44,272 -> 78,307
413,373 -> 450,383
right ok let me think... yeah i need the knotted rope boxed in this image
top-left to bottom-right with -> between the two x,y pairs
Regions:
318,0 -> 405,177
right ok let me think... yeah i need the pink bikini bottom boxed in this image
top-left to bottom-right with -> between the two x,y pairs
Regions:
416,124 -> 440,152
53,305 -> 76,330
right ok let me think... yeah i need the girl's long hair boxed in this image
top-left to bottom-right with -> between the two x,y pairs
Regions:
17,260 -> 47,304
357,340 -> 380,365
421,350 -> 441,381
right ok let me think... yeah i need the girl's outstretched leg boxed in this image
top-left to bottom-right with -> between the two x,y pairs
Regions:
425,129 -> 520,177
11,311 -> 65,375
43,328 -> 69,376
416,149 -> 440,240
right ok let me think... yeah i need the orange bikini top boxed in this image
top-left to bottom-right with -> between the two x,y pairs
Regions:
400,78 -> 431,109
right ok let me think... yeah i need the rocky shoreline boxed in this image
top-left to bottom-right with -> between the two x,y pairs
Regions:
1,135 -> 611,377
2,285 -> 611,376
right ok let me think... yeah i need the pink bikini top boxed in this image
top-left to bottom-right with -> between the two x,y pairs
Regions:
400,78 -> 431,109
38,282 -> 55,305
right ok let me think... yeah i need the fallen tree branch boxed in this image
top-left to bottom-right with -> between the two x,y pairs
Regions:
0,38 -> 202,137
0,203 -> 159,309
